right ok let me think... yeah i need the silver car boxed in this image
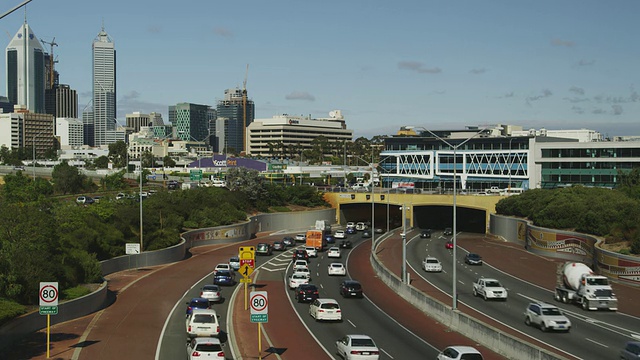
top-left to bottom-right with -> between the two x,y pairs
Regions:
524,302 -> 571,332
200,285 -> 222,303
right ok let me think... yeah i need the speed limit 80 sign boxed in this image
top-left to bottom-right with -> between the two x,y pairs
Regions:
250,291 -> 268,314
39,282 -> 59,306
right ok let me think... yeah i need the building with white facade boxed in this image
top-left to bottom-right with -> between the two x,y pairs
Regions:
247,110 -> 353,157
92,25 -> 119,146
56,118 -> 84,147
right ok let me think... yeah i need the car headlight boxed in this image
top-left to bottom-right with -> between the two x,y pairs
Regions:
548,320 -> 557,326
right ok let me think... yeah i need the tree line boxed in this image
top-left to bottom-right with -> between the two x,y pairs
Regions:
0,165 -> 328,308
495,169 -> 640,254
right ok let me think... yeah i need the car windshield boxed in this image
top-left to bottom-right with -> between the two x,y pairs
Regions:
345,283 -> 361,289
352,338 -> 375,347
195,343 -> 222,352
460,354 -> 483,360
485,281 -> 502,287
230,257 -> 239,262
426,259 -> 439,264
541,307 -> 562,316
216,271 -> 231,277
193,314 -> 215,323
292,274 -> 306,280
331,264 -> 343,268
203,285 -> 219,291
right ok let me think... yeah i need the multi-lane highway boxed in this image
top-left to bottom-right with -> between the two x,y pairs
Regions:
405,231 -> 640,360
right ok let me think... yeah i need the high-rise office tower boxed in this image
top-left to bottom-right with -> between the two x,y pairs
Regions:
6,22 -> 46,113
216,88 -> 254,154
171,103 -> 212,142
45,84 -> 78,118
92,25 -> 116,146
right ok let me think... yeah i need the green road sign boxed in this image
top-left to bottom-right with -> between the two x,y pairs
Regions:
250,313 -> 268,323
190,170 -> 203,181
39,306 -> 58,315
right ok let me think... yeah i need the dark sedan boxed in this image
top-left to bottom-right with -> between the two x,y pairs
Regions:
345,227 -> 357,235
339,280 -> 363,298
295,284 -> 319,303
213,270 -> 235,286
361,230 -> 371,238
339,240 -> 352,249
186,297 -> 210,315
465,253 -> 483,265
272,241 -> 285,251
282,236 -> 295,247
293,249 -> 309,261
420,229 -> 431,238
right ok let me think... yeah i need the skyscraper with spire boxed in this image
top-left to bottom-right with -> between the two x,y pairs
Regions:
92,24 -> 117,146
5,21 -> 46,113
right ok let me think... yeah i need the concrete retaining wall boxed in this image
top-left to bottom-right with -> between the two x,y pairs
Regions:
490,213 -> 640,286
0,208 -> 335,353
370,245 -> 568,360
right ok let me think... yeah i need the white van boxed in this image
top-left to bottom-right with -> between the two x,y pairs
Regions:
351,183 -> 369,192
186,309 -> 220,338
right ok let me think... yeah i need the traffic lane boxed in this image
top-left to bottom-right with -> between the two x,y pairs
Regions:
403,234 -> 580,360
460,236 -> 640,333
349,235 -> 507,360
458,235 -> 640,317
415,237 -> 614,360
288,250 -> 440,360
233,268 -> 329,359
160,274 -> 234,360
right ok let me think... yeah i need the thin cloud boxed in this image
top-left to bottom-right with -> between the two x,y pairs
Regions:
612,105 -> 623,115
214,27 -> 233,38
285,91 -> 315,101
148,25 -> 162,34
571,106 -> 584,114
592,108 -> 606,114
470,68 -> 487,75
569,86 -> 585,95
498,91 -> 515,99
564,97 -> 589,103
574,59 -> 595,67
551,38 -> 575,47
398,61 -> 442,74
526,89 -> 553,105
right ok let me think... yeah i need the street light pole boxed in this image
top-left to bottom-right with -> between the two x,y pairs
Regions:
408,126 -> 493,310
401,205 -> 407,284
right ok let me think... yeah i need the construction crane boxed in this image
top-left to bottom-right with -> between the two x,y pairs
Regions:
242,64 -> 249,154
40,37 -> 58,89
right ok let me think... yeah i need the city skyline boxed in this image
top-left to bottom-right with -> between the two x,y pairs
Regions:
1,0 -> 639,139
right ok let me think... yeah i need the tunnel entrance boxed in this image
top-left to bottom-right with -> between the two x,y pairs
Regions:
339,203 -> 486,233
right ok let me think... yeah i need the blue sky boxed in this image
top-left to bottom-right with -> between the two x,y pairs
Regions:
1,0 -> 639,138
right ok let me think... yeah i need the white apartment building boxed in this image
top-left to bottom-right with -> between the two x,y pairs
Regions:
247,110 -> 353,157
56,118 -> 84,147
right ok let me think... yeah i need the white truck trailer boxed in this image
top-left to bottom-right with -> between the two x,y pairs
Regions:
554,262 -> 617,311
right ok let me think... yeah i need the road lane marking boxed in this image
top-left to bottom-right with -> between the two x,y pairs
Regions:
380,348 -> 394,359
585,338 -> 608,348
347,319 -> 356,328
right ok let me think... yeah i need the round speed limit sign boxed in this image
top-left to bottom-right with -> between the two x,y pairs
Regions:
39,282 -> 59,306
249,291 -> 268,315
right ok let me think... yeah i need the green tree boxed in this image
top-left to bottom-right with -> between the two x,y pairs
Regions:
108,141 -> 127,168
52,161 -> 85,194
141,151 -> 154,168
163,155 -> 176,167
101,170 -> 128,190
94,156 -> 110,169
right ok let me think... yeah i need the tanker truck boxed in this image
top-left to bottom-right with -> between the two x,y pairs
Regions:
554,262 -> 617,311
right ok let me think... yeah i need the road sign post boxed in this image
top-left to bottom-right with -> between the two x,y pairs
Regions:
40,282 -> 58,359
239,246 -> 255,310
250,291 -> 268,360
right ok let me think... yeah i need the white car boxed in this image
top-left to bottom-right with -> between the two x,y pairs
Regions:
305,246 -> 318,258
328,262 -> 346,276
327,247 -> 341,258
228,256 -> 240,271
295,233 -> 306,242
309,298 -> 342,321
346,222 -> 356,229
334,230 -> 346,239
200,284 -> 222,303
185,309 -> 220,338
213,263 -> 231,275
289,273 -> 310,289
524,302 -> 571,332
293,260 -> 309,271
436,345 -> 483,360
336,334 -> 380,360
187,337 -> 225,360
294,267 -> 311,279
473,277 -> 508,301
422,257 -> 443,272
355,222 -> 367,231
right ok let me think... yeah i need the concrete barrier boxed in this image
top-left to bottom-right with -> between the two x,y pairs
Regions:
370,242 -> 569,360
